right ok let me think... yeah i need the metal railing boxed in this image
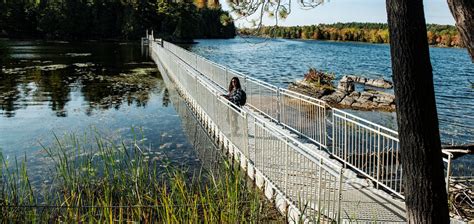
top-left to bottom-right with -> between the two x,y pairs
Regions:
162,40 -> 329,151
151,38 -> 343,222
152,37 -> 455,201
331,108 -> 403,198
250,116 -> 343,222
442,151 -> 453,192
158,39 -> 406,197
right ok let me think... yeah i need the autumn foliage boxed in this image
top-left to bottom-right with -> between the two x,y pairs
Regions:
240,23 -> 462,47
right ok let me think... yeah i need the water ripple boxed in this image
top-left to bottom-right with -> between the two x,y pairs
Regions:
191,37 -> 474,144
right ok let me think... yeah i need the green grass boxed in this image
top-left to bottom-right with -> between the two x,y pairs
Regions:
1,133 -> 283,223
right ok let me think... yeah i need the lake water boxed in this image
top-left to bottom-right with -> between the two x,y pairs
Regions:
187,37 -> 473,175
0,40 -> 215,180
1,38 -> 472,176
188,37 -> 474,144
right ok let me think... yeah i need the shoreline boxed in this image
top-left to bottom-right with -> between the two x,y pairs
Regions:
238,34 -> 464,49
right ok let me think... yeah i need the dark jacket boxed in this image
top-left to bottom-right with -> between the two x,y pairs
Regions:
228,88 -> 245,106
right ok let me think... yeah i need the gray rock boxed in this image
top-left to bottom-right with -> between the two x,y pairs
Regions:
340,75 -> 354,83
349,91 -> 360,98
340,96 -> 356,106
359,91 -> 375,102
373,93 -> 395,104
290,75 -> 396,111
321,91 -> 347,104
353,101 -> 378,110
357,77 -> 367,83
343,75 -> 392,89
366,78 -> 393,89
343,75 -> 368,84
337,80 -> 355,93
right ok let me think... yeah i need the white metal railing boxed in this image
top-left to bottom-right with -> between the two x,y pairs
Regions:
162,40 -> 329,151
331,108 -> 403,198
442,151 -> 453,193
151,38 -> 343,222
158,39 -> 405,197
250,116 -> 342,222
152,37 -> 454,200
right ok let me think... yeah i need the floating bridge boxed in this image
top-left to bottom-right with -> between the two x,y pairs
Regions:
146,35 -> 454,223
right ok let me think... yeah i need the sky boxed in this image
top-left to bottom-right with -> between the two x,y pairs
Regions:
221,0 -> 456,28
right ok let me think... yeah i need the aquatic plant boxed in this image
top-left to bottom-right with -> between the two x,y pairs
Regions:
303,68 -> 335,90
0,133 -> 283,222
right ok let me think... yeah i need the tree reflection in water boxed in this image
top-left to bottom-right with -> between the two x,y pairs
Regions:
0,63 -> 162,117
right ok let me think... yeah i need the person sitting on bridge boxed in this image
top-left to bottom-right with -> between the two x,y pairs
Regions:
222,77 -> 246,107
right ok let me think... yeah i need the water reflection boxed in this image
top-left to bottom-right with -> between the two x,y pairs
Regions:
0,41 -> 180,159
0,39 -> 222,186
0,41 -> 161,117
159,59 -> 223,173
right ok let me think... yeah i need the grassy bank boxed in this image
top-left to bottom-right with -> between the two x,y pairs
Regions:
0,133 -> 283,222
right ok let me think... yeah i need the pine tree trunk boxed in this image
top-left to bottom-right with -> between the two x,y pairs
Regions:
385,0 -> 449,223
447,0 -> 474,62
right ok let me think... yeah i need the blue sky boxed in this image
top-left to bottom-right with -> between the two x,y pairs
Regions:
222,0 -> 455,28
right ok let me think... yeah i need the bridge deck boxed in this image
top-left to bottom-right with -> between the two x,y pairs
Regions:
245,113 -> 406,222
150,38 -> 408,222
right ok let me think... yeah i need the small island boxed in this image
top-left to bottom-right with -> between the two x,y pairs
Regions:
289,68 -> 396,112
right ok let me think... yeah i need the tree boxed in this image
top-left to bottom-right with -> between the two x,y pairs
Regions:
447,0 -> 474,61
386,0 -> 449,222
227,0 -> 460,222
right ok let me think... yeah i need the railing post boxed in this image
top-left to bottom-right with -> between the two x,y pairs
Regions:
323,104 -> 327,148
343,113 -> 347,168
445,153 -> 452,192
243,111 -> 249,157
331,109 -> 335,154
337,167 -> 343,223
285,138 -> 289,194
225,67 -> 229,87
317,159 -> 323,216
277,87 -> 281,124
376,127 -> 381,189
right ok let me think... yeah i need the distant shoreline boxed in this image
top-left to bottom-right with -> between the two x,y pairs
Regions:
237,34 -> 463,49
239,23 -> 462,48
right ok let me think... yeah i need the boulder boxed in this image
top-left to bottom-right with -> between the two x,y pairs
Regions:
321,91 -> 347,104
366,78 -> 393,89
288,81 -> 334,98
337,80 -> 355,93
289,75 -> 396,112
359,91 -> 376,102
340,95 -> 356,106
340,75 -> 353,83
349,91 -> 361,98
352,101 -> 378,110
346,75 -> 367,84
343,75 -> 392,89
373,93 -> 395,104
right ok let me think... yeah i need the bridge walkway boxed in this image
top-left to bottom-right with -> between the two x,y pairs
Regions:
150,37 -> 409,222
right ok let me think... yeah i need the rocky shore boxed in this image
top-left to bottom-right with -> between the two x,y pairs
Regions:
289,75 -> 396,112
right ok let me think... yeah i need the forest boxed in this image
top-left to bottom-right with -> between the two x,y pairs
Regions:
240,23 -> 462,47
0,0 -> 236,41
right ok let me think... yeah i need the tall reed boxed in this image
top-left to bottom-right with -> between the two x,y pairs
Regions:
1,133 -> 284,223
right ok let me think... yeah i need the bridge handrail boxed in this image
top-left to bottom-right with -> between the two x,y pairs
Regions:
152,42 -> 344,221
332,108 -> 398,136
156,39 -> 455,200
189,49 -> 330,148
153,40 -> 343,170
157,42 -> 341,170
